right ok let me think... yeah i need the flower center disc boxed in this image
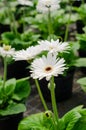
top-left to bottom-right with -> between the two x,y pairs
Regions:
3,45 -> 11,51
45,0 -> 51,8
45,66 -> 53,73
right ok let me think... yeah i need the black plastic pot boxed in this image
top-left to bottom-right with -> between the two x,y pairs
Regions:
39,69 -> 75,102
0,23 -> 23,36
74,0 -> 86,34
7,61 -> 29,79
0,24 -> 10,35
76,20 -> 84,34
73,0 -> 81,7
0,113 -> 23,130
73,0 -> 86,7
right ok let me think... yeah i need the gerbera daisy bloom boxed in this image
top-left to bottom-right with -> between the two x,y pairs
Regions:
18,0 -> 33,6
30,53 -> 66,81
36,0 -> 60,13
13,45 -> 42,61
38,39 -> 70,54
0,44 -> 15,57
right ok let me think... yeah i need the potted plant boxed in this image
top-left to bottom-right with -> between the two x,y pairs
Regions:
0,0 -> 19,34
0,44 -> 31,130
17,50 -> 86,130
76,26 -> 86,57
38,39 -> 78,102
27,0 -> 78,41
0,0 -> 39,79
1,29 -> 40,79
75,26 -> 86,74
24,0 -> 79,102
13,0 -> 86,129
73,3 -> 86,34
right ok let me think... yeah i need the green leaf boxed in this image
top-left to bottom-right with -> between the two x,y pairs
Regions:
70,41 -> 80,54
12,77 -> 31,101
18,111 -> 54,130
83,26 -> 86,33
60,106 -> 83,130
72,109 -> 86,130
63,111 -> 81,130
74,58 -> 86,67
1,32 -> 16,44
77,77 -> 86,92
77,77 -> 86,86
4,78 -> 16,96
0,103 -> 26,116
59,106 -> 86,130
0,80 -> 4,99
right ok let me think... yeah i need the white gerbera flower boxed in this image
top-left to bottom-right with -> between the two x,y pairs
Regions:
36,0 -> 60,13
38,39 -> 70,54
0,45 -> 15,57
30,53 -> 66,81
18,0 -> 33,6
13,45 -> 42,61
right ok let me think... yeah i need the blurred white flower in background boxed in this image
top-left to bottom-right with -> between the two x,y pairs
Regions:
0,45 -> 15,57
30,53 -> 66,81
38,39 -> 70,54
36,0 -> 60,13
13,45 -> 42,61
18,0 -> 33,6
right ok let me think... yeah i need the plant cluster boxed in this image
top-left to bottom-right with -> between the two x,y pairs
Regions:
0,0 -> 86,130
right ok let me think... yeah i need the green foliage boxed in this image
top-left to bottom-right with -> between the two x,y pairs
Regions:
0,0 -> 18,24
18,106 -> 86,130
74,58 -> 86,67
0,77 -> 31,116
59,106 -> 83,130
0,103 -> 26,116
72,109 -> 86,130
73,4 -> 86,25
75,26 -> 86,51
12,77 -> 31,101
18,111 -> 54,130
56,41 -> 79,72
1,31 -> 40,50
76,33 -> 86,51
4,78 -> 16,96
77,77 -> 86,92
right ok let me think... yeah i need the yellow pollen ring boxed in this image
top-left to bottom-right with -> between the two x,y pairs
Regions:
49,46 -> 54,50
3,45 -> 11,51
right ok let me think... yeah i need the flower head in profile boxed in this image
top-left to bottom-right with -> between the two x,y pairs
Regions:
18,0 -> 33,6
38,39 -> 70,54
0,44 -> 15,57
36,0 -> 60,13
30,53 -> 66,81
13,45 -> 42,61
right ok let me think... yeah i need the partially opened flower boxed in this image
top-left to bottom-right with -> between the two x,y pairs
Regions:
18,0 -> 33,6
13,45 -> 42,61
36,0 -> 60,13
30,53 -> 66,81
38,39 -> 70,54
0,44 -> 15,57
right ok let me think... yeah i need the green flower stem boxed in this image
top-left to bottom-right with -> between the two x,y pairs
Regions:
11,12 -> 18,35
49,77 -> 59,124
22,6 -> 26,32
82,0 -> 85,5
35,79 -> 48,111
3,56 -> 7,88
64,2 -> 72,41
4,0 -> 18,35
48,8 -> 53,37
